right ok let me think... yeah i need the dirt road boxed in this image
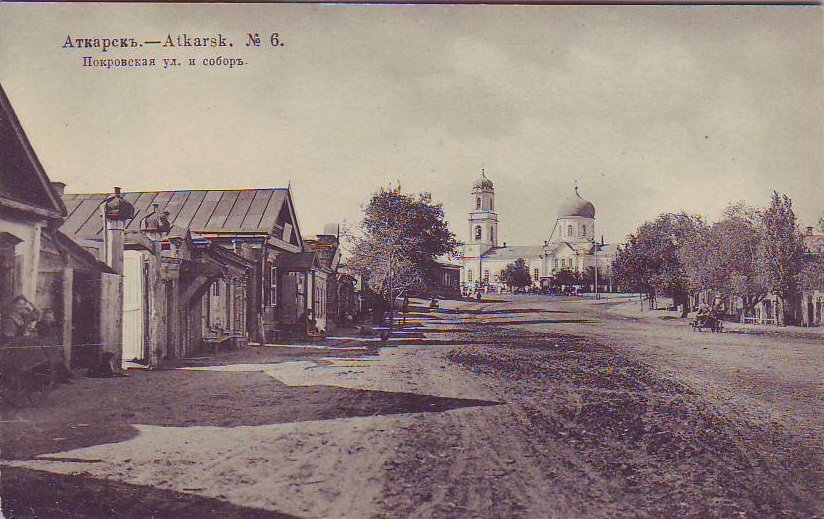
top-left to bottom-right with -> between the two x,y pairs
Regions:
2,295 -> 822,519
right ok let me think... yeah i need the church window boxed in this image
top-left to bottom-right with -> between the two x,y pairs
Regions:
476,197 -> 481,210
561,259 -> 566,268
468,269 -> 474,282
567,225 -> 573,237
475,226 -> 482,241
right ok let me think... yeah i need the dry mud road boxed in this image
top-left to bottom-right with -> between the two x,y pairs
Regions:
2,295 -> 822,519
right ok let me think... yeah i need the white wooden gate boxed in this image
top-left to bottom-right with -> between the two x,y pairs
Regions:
122,250 -> 145,362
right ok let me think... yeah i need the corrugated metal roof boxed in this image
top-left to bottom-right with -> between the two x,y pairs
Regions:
61,189 -> 288,240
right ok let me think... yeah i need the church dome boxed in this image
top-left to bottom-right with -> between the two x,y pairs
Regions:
558,186 -> 595,218
472,171 -> 493,191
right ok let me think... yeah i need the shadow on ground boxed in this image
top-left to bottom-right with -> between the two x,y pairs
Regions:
439,307 -> 570,315
1,370 -> 502,460
1,466 -> 303,519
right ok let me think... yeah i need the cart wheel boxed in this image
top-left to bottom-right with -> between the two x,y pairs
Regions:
1,368 -> 49,408
1,370 -> 28,408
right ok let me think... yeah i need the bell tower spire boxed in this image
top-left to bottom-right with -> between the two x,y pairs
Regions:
465,169 -> 498,259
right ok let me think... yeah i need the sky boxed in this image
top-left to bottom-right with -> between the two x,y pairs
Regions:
1,4 -> 822,247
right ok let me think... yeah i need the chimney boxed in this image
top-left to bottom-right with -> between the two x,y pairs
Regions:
51,182 -> 66,196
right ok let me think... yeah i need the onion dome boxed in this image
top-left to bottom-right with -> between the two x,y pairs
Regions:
104,187 -> 135,222
558,186 -> 595,219
472,170 -> 494,191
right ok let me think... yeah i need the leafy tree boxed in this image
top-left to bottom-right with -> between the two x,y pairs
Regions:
681,202 -> 767,318
503,258 -> 532,292
759,191 -> 804,325
346,185 -> 456,323
550,269 -> 579,289
613,213 -> 704,317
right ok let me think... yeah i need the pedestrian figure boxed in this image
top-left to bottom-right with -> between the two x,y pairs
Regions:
1,295 -> 38,344
35,309 -> 73,385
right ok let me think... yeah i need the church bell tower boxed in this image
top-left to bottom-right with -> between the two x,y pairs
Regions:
465,170 -> 498,258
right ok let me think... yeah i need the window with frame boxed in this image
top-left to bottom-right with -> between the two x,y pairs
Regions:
484,270 -> 490,282
269,265 -> 277,305
567,225 -> 573,237
534,268 -> 539,280
476,197 -> 481,210
581,224 -> 587,237
475,226 -> 482,241
554,259 -> 559,270
468,269 -> 474,282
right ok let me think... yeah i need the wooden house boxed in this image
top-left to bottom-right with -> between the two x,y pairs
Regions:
60,187 -> 321,358
1,84 -> 117,368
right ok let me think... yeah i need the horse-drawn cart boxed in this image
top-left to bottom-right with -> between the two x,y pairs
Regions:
690,313 -> 724,333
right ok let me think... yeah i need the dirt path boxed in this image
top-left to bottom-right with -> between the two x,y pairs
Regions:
3,296 -> 823,519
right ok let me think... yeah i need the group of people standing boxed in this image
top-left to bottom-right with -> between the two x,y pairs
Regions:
1,295 -> 73,385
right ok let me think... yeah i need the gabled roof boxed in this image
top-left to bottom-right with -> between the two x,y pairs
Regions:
0,84 -> 66,219
61,189 -> 292,241
275,251 -> 320,271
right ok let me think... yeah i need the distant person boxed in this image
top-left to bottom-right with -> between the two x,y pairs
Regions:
36,309 -> 73,385
711,296 -> 726,318
402,296 -> 410,323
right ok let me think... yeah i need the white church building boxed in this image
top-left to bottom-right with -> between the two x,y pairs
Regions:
459,171 -> 616,293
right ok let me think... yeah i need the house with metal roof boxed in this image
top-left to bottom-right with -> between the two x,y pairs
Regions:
60,186 -> 319,357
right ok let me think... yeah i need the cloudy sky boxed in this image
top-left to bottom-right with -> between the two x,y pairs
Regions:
1,4 -> 821,247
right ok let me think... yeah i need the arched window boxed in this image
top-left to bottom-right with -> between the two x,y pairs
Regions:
581,225 -> 586,237
554,259 -> 559,270
567,225 -> 573,237
475,226 -> 482,241
561,259 -> 566,268
476,197 -> 481,210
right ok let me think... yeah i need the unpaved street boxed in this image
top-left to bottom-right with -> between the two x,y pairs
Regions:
2,296 -> 823,519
